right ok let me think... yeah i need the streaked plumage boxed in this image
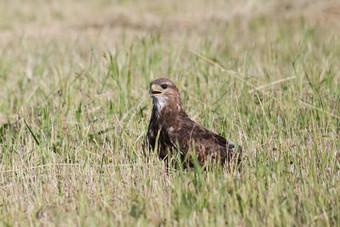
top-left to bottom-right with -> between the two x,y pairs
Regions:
144,78 -> 242,168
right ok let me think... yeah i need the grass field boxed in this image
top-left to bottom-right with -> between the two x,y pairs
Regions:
0,0 -> 339,226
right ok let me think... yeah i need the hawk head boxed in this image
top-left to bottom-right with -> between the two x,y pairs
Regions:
149,78 -> 183,115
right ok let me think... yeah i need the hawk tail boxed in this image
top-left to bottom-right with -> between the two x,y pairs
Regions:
228,141 -> 243,168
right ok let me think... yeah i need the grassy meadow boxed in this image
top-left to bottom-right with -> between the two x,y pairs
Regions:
0,0 -> 339,226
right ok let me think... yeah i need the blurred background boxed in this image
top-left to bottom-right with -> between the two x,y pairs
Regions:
1,0 -> 339,62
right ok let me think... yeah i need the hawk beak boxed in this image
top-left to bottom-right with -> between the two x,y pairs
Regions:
150,84 -> 163,96
151,89 -> 163,95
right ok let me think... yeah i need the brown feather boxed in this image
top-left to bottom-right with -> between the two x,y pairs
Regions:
145,78 -> 242,168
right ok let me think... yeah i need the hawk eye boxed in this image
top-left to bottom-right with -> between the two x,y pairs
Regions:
161,84 -> 168,89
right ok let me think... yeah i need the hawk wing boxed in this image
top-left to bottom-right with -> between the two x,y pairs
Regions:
166,117 -> 230,166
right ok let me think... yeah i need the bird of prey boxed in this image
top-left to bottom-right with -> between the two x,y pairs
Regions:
144,78 -> 242,168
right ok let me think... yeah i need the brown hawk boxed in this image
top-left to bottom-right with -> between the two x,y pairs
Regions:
144,78 -> 242,168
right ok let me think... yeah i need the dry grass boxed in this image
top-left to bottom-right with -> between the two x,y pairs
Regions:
0,0 -> 339,226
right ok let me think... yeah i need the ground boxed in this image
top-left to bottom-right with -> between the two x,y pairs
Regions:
0,0 -> 339,226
